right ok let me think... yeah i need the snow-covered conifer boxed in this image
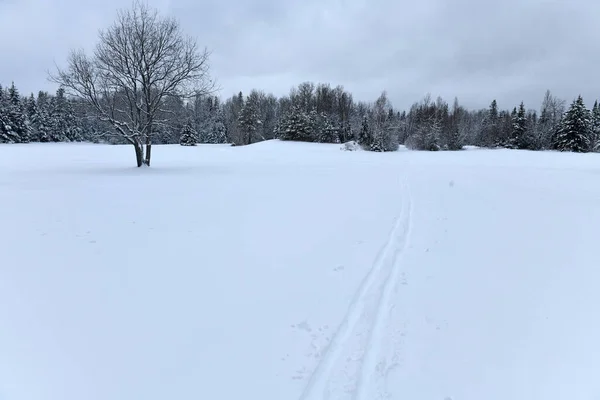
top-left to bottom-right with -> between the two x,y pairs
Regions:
553,95 -> 591,152
238,91 -> 262,145
357,114 -> 372,148
278,106 -> 313,142
590,100 -> 600,152
317,113 -> 339,143
509,102 -> 527,149
179,122 -> 197,146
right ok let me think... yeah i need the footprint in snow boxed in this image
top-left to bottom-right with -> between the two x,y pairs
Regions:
296,321 -> 312,332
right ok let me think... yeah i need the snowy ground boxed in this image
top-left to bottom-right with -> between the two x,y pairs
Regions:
1,141 -> 600,400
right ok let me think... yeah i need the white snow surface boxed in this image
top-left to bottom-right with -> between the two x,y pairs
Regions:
1,140 -> 600,400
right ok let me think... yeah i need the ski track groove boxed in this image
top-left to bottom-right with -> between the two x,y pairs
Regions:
354,177 -> 413,400
297,175 -> 413,400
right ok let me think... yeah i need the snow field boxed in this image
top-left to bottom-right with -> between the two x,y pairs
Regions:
1,141 -> 600,400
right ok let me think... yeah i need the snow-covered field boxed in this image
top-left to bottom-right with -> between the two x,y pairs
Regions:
1,140 -> 600,400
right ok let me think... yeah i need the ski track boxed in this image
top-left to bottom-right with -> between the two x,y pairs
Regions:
354,178 -> 413,400
298,175 -> 413,400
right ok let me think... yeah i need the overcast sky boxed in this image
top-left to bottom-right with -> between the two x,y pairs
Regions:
1,0 -> 599,110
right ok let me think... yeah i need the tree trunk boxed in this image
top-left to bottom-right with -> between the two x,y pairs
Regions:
144,113 -> 153,166
134,140 -> 144,167
144,138 -> 152,166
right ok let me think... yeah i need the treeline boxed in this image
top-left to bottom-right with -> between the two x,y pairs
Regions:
1,81 -> 599,153
0,84 -> 82,143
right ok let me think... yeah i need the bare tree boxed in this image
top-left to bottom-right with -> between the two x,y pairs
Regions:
370,91 -> 398,152
50,0 -> 216,166
537,89 -> 566,149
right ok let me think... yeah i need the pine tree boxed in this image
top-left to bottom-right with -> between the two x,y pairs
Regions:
26,94 -> 37,117
307,109 -> 319,142
317,113 -> 339,143
505,107 -> 517,148
238,91 -> 262,145
357,114 -> 372,148
33,92 -> 52,142
225,91 -> 244,144
206,107 -> 227,144
552,95 -> 592,152
481,99 -> 499,146
590,100 -> 600,152
447,126 -> 462,150
278,106 -> 313,142
370,127 -> 398,152
179,122 -> 197,146
24,94 -> 38,140
493,110 -> 510,147
523,110 -> 539,150
64,98 -> 83,141
191,94 -> 216,143
48,87 -> 81,142
48,93 -> 68,141
211,121 -> 227,144
5,83 -> 29,142
509,102 -> 528,149
370,132 -> 385,152
0,85 -> 16,143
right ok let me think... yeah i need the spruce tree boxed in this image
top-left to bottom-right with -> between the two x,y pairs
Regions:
0,85 -> 14,143
447,126 -> 462,150
47,87 -> 82,142
207,107 -> 228,144
357,114 -> 372,148
179,122 -> 197,146
509,102 -> 527,149
553,95 -> 592,152
48,90 -> 68,141
212,121 -> 227,144
370,127 -> 398,152
237,92 -> 261,145
591,100 -> 600,152
24,94 -> 38,140
506,107 -> 517,148
370,132 -> 385,152
317,113 -> 339,143
481,99 -> 499,146
34,92 -> 52,142
64,97 -> 83,142
5,83 -> 29,142
525,110 -> 538,149
494,110 -> 511,147
26,94 -> 37,117
278,107 -> 313,142
309,110 -> 321,141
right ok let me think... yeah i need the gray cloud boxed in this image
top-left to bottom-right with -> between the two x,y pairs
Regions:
1,0 -> 599,111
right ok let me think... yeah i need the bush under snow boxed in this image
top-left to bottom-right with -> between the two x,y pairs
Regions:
340,140 -> 361,151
